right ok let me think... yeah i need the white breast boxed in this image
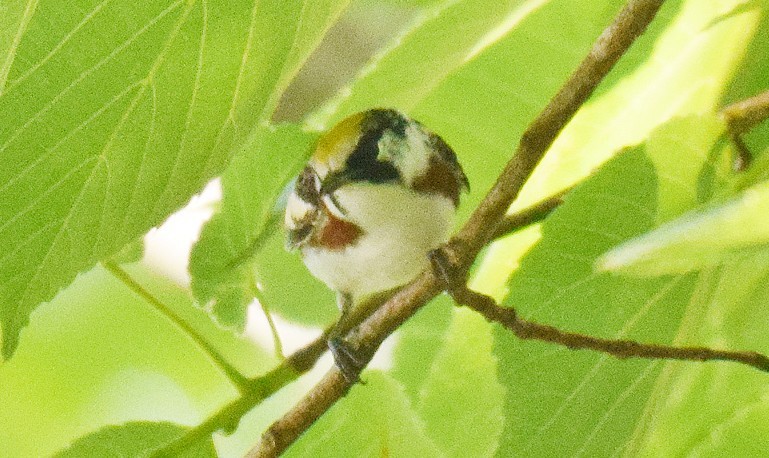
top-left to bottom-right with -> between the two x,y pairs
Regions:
300,182 -> 455,306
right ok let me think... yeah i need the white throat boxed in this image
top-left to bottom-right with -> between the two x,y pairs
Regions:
301,183 -> 455,305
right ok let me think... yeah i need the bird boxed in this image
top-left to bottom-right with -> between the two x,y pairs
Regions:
284,108 -> 469,380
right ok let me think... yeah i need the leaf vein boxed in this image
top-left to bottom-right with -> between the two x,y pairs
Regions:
0,80 -> 141,197
0,0 -> 39,94
0,0 -> 184,156
203,0 -> 262,174
521,277 -> 685,453
4,0 -> 111,94
574,361 -> 660,457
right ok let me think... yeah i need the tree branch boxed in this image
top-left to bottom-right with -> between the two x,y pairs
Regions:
454,286 -> 769,372
491,188 -> 569,240
722,89 -> 769,170
247,1 -> 668,456
722,89 -> 769,135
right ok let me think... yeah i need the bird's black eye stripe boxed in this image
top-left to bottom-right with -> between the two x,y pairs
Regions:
343,109 -> 408,184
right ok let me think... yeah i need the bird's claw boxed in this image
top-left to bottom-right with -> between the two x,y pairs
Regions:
428,242 -> 469,301
328,337 -> 366,384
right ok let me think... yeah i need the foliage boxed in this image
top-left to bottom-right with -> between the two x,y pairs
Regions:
2,0 -> 769,456
55,422 -> 216,458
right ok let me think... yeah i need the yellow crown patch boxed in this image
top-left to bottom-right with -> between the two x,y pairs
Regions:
312,111 -> 366,169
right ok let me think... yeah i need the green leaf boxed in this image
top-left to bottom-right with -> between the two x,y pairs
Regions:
251,229 -> 339,325
309,0 -> 544,129
598,179 -> 769,277
390,296 -> 453,402
108,237 -> 145,265
55,422 -> 215,458
0,0 -> 349,359
626,251 -> 769,456
189,124 -> 318,329
493,121 -> 724,455
0,0 -> 37,92
711,0 -> 768,23
642,116 -> 729,220
593,115 -> 769,278
513,0 -> 760,208
286,371 -> 442,457
0,264 -> 269,456
416,308 -> 505,457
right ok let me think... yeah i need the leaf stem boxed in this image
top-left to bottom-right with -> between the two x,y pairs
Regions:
102,261 -> 251,393
249,276 -> 285,360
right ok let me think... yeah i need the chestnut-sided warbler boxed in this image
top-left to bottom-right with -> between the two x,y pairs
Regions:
284,108 -> 468,377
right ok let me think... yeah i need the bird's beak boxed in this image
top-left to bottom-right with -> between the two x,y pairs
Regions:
319,170 -> 355,196
319,170 -> 354,216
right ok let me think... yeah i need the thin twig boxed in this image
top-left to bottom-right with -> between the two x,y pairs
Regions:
247,1 -> 668,456
454,286 -> 769,372
722,89 -> 769,170
102,261 -> 251,393
722,89 -> 769,135
491,188 -> 569,240
250,276 -> 285,360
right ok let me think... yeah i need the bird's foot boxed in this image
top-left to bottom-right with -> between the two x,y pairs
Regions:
328,337 -> 367,384
428,240 -> 470,302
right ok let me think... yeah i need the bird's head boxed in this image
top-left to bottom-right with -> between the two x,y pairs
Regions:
285,109 -> 469,251
309,109 -> 468,202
